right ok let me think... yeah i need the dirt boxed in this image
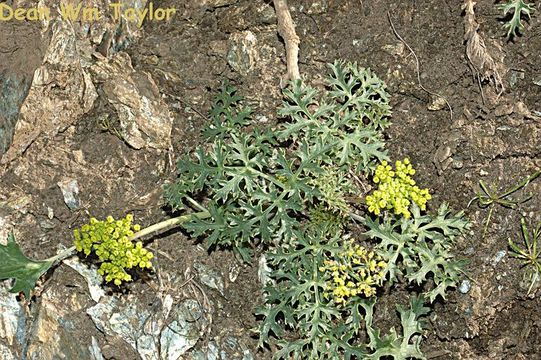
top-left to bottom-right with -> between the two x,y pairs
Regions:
1,0 -> 541,359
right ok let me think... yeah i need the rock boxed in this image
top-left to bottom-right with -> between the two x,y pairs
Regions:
459,280 -> 471,294
89,336 -> 104,360
90,52 -> 173,149
160,299 -> 210,359
491,250 -> 506,266
219,2 -> 276,32
47,207 -> 54,220
25,287 -> 91,360
428,96 -> 447,111
227,31 -> 259,76
1,0 -> 149,164
0,72 -> 34,158
193,262 -> 225,296
0,284 -> 24,349
38,220 -> 56,230
451,158 -> 464,170
57,178 -> 80,210
228,262 -> 241,283
494,103 -> 514,117
0,342 -> 17,360
0,18 -> 43,160
190,334 -> 254,360
62,257 -> 105,303
87,295 -> 209,360
88,296 -> 159,360
1,19 -> 98,164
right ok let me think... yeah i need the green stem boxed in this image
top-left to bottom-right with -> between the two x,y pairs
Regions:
185,196 -> 208,212
128,210 -> 211,242
47,246 -> 77,264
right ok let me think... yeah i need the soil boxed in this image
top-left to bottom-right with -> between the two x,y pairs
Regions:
1,0 -> 541,359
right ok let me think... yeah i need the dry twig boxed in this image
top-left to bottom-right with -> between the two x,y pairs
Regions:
387,12 -> 453,120
273,0 -> 301,85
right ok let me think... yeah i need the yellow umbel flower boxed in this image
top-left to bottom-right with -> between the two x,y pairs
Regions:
319,239 -> 386,304
73,214 -> 153,286
365,158 -> 432,218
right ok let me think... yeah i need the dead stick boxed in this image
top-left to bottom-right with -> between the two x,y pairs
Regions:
273,0 -> 301,84
387,12 -> 453,120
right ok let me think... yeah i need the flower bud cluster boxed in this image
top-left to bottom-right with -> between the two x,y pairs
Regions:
73,214 -> 153,286
365,158 -> 432,218
319,239 -> 386,304
309,167 -> 353,217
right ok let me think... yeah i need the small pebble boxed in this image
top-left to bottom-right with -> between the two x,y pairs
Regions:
491,250 -> 506,266
57,178 -> 80,210
47,207 -> 54,220
451,159 -> 464,169
459,279 -> 471,294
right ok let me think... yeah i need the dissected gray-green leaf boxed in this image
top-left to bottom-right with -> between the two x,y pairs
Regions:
365,203 -> 470,303
164,62 -> 391,259
365,296 -> 429,360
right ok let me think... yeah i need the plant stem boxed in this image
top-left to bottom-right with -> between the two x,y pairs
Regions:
47,246 -> 77,264
185,196 -> 208,212
129,211 -> 211,242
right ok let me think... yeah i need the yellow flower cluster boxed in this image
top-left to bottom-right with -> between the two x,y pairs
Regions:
319,240 -> 386,304
73,214 -> 153,286
365,158 -> 432,218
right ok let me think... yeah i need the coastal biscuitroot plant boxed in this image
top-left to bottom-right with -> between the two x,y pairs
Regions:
0,61 -> 469,359
497,0 -> 535,39
0,60 -> 390,294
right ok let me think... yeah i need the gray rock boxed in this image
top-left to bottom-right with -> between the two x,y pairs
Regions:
25,287 -> 91,360
88,296 -> 159,360
303,0 -> 329,14
491,250 -> 506,266
193,262 -> 225,296
88,295 -> 209,360
0,342 -> 17,360
62,257 -> 105,303
227,31 -> 259,76
89,336 -> 104,360
258,254 -> 272,286
57,178 -> 80,210
0,19 -> 43,160
190,335 -> 254,360
160,299 -> 209,360
459,280 -> 471,294
0,284 -> 24,349
0,72 -> 33,157
1,0 -> 150,163
90,52 -> 173,149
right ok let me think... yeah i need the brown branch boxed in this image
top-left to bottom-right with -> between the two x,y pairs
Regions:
273,0 -> 301,85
